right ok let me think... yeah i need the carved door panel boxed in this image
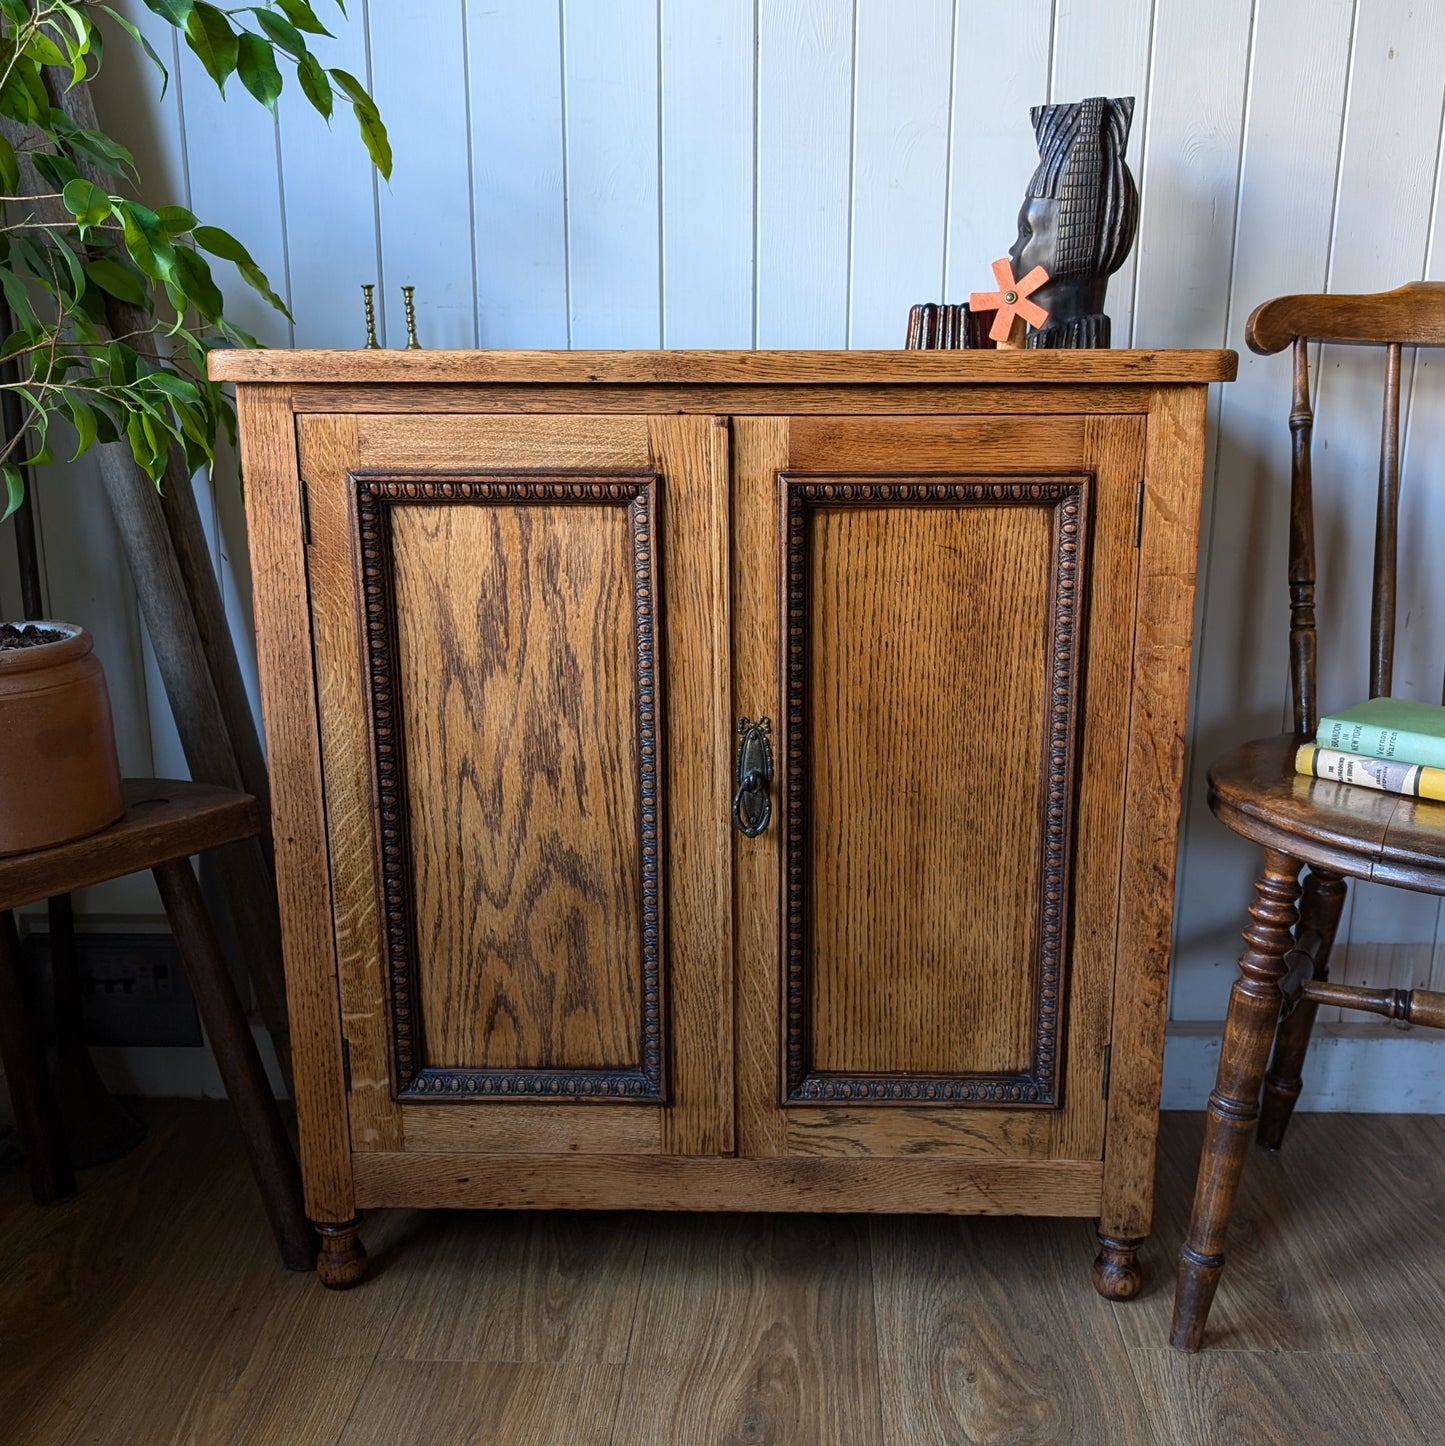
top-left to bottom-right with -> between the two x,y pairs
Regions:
300,413 -> 732,1158
733,414 -> 1146,1162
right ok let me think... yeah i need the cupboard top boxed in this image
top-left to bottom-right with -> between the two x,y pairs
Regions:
208,347 -> 1236,387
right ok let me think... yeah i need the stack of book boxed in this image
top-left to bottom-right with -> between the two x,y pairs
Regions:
1296,697 -> 1445,802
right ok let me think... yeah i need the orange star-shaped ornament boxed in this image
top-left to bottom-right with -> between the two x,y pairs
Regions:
969,258 -> 1050,346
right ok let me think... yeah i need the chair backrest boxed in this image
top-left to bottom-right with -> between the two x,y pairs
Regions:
1244,281 -> 1445,737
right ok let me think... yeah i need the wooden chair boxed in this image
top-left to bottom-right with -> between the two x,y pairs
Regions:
1172,281 -> 1445,1351
0,779 -> 314,1271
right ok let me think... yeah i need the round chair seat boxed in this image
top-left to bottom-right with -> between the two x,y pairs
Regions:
1208,735 -> 1445,894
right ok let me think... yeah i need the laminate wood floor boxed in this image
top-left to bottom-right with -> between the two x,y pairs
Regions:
2,1102 -> 1443,1444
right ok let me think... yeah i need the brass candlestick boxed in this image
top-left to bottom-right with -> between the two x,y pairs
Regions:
401,286 -> 422,349
361,284 -> 380,348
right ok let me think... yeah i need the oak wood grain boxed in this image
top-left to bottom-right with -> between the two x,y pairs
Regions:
210,347 -> 1238,385
803,493 -> 1053,1077
351,1153 -> 1105,1214
13,1106 -> 1445,1444
1128,1350 -> 1426,1446
613,1213 -> 883,1445
872,1214 -> 1156,1443
389,490 -> 646,1072
376,1210 -> 646,1363
338,1361 -> 623,1446
1246,279 -> 1445,354
1099,385 -> 1210,1245
237,385 -> 355,1221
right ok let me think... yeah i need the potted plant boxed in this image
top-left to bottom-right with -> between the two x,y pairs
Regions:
0,1 -> 389,1056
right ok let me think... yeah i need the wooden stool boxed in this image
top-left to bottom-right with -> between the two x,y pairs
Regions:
0,778 -> 314,1271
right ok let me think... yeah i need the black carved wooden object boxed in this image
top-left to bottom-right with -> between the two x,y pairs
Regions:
1010,96 -> 1138,350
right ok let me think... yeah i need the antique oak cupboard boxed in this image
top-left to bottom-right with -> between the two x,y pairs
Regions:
210,348 -> 1235,1292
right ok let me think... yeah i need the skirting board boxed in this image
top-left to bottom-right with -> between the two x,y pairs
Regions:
1161,1022 -> 1445,1112
3,1024 -> 1442,1113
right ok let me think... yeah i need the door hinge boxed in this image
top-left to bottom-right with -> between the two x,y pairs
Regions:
299,476 -> 313,546
340,1036 -> 352,1092
1133,480 -> 1145,548
1101,1043 -> 1112,1101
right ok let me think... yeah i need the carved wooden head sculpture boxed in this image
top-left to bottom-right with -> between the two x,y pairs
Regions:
1009,96 -> 1138,349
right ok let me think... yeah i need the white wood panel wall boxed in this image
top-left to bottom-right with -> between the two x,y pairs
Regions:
6,0 -> 1445,1105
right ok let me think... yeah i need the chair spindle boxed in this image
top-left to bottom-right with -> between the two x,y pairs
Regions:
1288,337 -> 1318,736
1370,341 -> 1402,698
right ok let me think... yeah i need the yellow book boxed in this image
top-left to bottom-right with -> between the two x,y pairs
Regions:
1296,744 -> 1445,803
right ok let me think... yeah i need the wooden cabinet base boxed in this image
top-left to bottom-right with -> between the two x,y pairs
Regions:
215,349 -> 1235,1294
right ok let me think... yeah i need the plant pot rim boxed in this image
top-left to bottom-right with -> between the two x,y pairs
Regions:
0,619 -> 94,675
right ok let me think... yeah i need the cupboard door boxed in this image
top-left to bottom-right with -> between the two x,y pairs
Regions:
299,413 -> 732,1157
734,414 -> 1145,1163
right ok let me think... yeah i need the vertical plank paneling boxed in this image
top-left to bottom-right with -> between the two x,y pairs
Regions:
562,0 -> 660,349
1168,0 -> 1357,1021
756,0 -> 854,347
1130,1 -> 1252,350
369,2 -> 475,348
846,0 -> 952,347
1311,2 -> 1445,980
943,0 -> 1052,304
277,7 -> 379,349
660,0 -> 755,348
1050,0 -> 1156,346
469,0 -> 569,348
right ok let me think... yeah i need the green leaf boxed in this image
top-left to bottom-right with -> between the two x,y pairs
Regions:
85,256 -> 148,305
184,3 -> 238,90
296,50 -> 331,119
41,228 -> 87,301
23,31 -> 67,67
0,133 -> 17,194
120,202 -> 177,282
255,9 -> 307,59
2,463 -> 23,522
236,32 -> 283,110
32,152 -> 79,191
172,244 -> 223,321
191,224 -> 252,264
48,111 -> 135,181
66,394 -> 98,460
238,260 -> 291,319
327,66 -> 369,106
100,5 -> 170,99
62,178 -> 112,229
351,96 -> 391,180
141,0 -> 194,26
0,268 -> 37,329
0,63 -> 43,125
156,205 -> 198,234
276,0 -> 332,36
192,226 -> 290,318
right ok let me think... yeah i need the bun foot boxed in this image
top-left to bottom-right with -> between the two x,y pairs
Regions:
315,1218 -> 367,1289
1092,1232 -> 1144,1300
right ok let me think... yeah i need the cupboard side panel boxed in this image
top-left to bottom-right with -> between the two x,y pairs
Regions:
239,388 -> 355,1217
1101,387 -> 1209,1238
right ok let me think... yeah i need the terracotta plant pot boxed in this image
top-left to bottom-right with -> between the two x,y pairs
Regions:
0,621 -> 124,856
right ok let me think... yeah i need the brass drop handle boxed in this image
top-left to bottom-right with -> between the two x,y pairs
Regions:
732,716 -> 773,838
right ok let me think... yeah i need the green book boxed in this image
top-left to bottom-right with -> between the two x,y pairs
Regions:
1315,697 -> 1445,769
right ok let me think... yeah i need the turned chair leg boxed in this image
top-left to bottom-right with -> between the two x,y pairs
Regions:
0,910 -> 75,1204
1257,868 -> 1347,1150
1172,849 -> 1302,1352
152,860 -> 316,1271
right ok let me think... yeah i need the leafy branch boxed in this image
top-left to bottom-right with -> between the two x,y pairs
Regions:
0,0 -> 390,517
